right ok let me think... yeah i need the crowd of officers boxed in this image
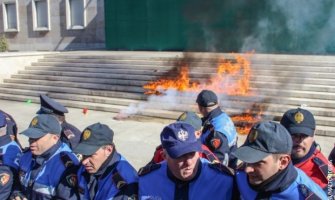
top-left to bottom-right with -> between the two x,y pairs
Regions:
0,90 -> 334,200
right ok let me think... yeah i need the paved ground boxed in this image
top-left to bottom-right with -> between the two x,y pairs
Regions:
2,99 -> 334,170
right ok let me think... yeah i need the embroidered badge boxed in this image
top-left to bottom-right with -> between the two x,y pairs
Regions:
83,129 -> 91,140
31,117 -> 38,126
211,138 -> 221,149
294,111 -> 304,124
0,173 -> 10,186
177,112 -> 187,121
66,174 -> 77,187
177,129 -> 188,141
248,130 -> 258,143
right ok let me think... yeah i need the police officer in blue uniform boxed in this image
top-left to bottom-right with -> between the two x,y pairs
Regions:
232,121 -> 327,200
196,90 -> 238,168
0,113 -> 22,200
36,94 -> 82,149
11,114 -> 79,200
139,122 -> 236,200
0,109 -> 22,149
59,123 -> 138,200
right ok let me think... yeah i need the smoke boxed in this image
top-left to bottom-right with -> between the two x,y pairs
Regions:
242,0 -> 335,54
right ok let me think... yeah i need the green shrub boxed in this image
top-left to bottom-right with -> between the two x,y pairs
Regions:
0,34 -> 8,52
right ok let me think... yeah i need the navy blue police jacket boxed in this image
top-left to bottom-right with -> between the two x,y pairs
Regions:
139,158 -> 235,200
18,141 -> 79,199
236,163 -> 327,200
74,151 -> 138,200
0,135 -> 22,200
201,107 -> 238,165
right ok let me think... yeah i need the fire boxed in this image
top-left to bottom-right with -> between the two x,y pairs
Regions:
143,54 -> 252,96
144,66 -> 199,95
143,53 -> 263,135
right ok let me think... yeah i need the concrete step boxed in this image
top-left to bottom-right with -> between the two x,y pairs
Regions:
18,70 -> 335,86
11,74 -> 335,94
5,77 -> 335,100
37,58 -> 335,73
25,65 -> 335,80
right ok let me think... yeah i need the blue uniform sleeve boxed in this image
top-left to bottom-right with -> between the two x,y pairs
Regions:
0,166 -> 14,200
113,182 -> 138,200
55,165 -> 80,200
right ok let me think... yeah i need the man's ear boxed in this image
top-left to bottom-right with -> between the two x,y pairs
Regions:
279,154 -> 291,170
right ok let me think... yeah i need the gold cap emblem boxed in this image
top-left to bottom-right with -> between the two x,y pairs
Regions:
294,111 -> 304,124
31,117 -> 38,126
83,130 -> 91,140
178,112 -> 187,121
248,130 -> 258,143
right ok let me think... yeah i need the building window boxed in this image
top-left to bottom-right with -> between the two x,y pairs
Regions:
32,0 -> 50,31
66,0 -> 86,30
2,1 -> 19,32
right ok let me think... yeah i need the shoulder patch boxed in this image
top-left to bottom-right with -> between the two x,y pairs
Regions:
66,174 -> 77,187
209,162 -> 235,176
298,184 -> 321,200
112,171 -> 127,190
0,173 -> 11,186
60,152 -> 74,167
138,164 -> 161,176
63,129 -> 75,139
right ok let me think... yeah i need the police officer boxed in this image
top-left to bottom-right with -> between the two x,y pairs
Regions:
60,123 -> 138,199
36,94 -> 81,149
232,121 -> 327,199
0,109 -> 22,149
0,113 -> 22,200
280,107 -> 335,192
196,89 -> 238,168
11,114 -> 79,200
139,122 -> 236,199
149,111 -> 218,164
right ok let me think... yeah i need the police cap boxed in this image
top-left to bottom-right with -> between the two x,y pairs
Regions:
196,90 -> 218,107
160,122 -> 202,159
21,114 -> 62,138
232,121 -> 292,164
176,111 -> 202,131
36,94 -> 68,116
74,123 -> 114,156
280,108 -> 315,137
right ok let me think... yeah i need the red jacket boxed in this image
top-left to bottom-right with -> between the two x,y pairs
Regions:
150,144 -> 219,164
294,148 -> 334,189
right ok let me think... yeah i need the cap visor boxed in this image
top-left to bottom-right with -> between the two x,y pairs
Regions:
166,141 -> 202,159
20,128 -> 46,139
288,127 -> 314,136
73,143 -> 100,156
232,146 -> 270,164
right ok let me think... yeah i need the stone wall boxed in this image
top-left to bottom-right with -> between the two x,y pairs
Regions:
0,0 -> 105,51
0,52 -> 54,82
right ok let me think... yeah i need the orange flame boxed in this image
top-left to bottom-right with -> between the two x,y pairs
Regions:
143,53 -> 263,135
143,54 -> 252,96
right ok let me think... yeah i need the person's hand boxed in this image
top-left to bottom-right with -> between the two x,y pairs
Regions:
9,191 -> 27,200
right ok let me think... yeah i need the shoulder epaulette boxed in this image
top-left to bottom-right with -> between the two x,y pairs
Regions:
298,184 -> 322,200
138,163 -> 161,176
60,152 -> 74,168
312,157 -> 328,178
112,171 -> 127,190
209,162 -> 235,176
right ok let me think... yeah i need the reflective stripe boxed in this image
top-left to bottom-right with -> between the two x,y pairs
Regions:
34,182 -> 56,196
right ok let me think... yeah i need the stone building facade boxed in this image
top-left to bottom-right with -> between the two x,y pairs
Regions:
0,0 -> 105,51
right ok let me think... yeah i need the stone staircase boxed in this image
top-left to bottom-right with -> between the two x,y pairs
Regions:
0,51 -> 335,137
